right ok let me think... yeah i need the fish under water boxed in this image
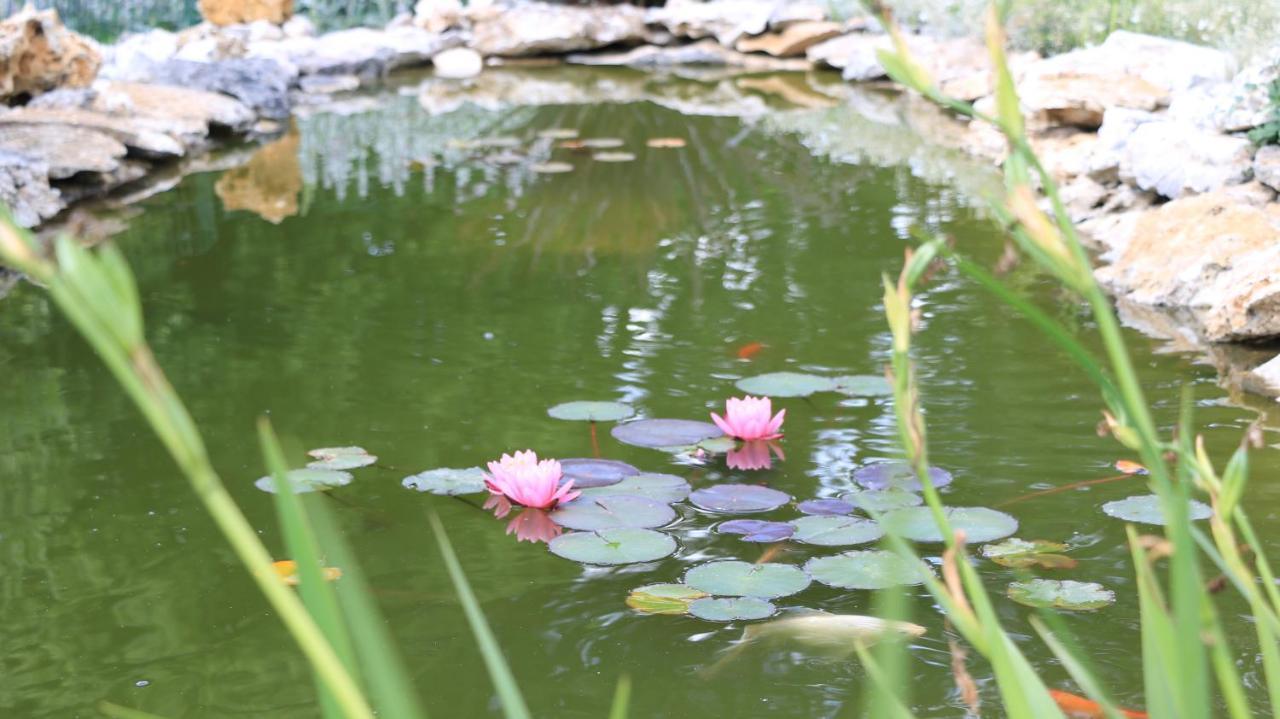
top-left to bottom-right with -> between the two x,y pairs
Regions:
699,611 -> 927,679
1049,689 -> 1149,718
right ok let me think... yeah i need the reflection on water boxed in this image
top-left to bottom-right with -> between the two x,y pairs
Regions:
2,67 -> 1277,718
215,124 -> 302,224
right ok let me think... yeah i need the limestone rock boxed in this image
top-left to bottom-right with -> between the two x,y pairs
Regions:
648,0 -> 779,46
1093,30 -> 1235,94
1119,120 -> 1254,199
807,32 -> 987,87
214,126 -> 300,223
432,46 -> 483,79
413,0 -> 463,33
282,14 -> 315,39
0,6 -> 101,102
93,81 -> 255,134
199,0 -> 293,26
148,58 -> 292,119
1095,190 -> 1280,341
1245,354 -> 1280,397
1016,70 -> 1166,129
766,1 -> 827,30
0,149 -> 61,227
99,29 -> 179,82
0,124 -> 124,179
0,106 -> 184,158
735,21 -> 840,57
470,2 -> 646,57
1255,145 -> 1280,192
250,27 -> 460,80
566,39 -> 810,71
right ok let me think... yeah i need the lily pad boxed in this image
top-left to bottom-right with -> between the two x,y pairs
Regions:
626,583 -> 707,615
688,597 -> 776,622
1100,494 -> 1213,525
612,419 -> 724,449
685,560 -> 811,599
661,435 -> 738,456
256,468 -> 353,494
831,374 -> 893,397
841,488 -> 923,513
880,506 -> 1018,544
548,528 -> 677,565
547,401 -> 636,422
401,467 -> 487,495
531,161 -> 574,174
789,516 -> 884,546
797,498 -> 855,516
689,484 -> 791,513
805,550 -> 929,590
735,371 -> 836,398
538,128 -> 579,139
578,474 -> 691,503
559,458 -> 639,488
580,137 -> 624,149
593,151 -> 636,162
853,462 -> 954,491
717,519 -> 795,543
306,446 -> 377,470
551,495 -> 675,531
1007,579 -> 1115,611
982,538 -> 1077,569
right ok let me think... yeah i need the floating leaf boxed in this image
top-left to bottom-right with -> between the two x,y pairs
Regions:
880,506 -> 1018,543
1007,579 -> 1115,611
548,528 -> 677,565
646,137 -> 687,148
547,400 -> 636,422
1114,460 -> 1148,475
831,374 -> 893,397
853,462 -> 954,491
488,151 -> 525,166
626,583 -> 707,615
718,519 -> 795,543
661,435 -> 738,457
688,597 -> 776,622
273,560 -> 342,585
797,498 -> 855,516
841,488 -> 923,513
1101,495 -> 1212,525
612,419 -> 724,449
579,137 -> 624,149
689,484 -> 790,513
538,128 -> 579,140
593,151 -> 636,162
804,550 -> 929,590
256,468 -> 353,494
982,538 -> 1077,569
789,516 -> 884,546
559,458 -> 638,488
734,371 -> 836,398
306,446 -> 377,470
578,474 -> 691,503
685,560 -> 811,599
551,495 -> 675,531
531,161 -> 574,174
402,467 -> 487,495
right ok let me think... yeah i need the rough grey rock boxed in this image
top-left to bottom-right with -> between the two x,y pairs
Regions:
0,150 -> 62,227
0,107 -> 184,159
99,29 -> 180,82
1255,145 -> 1280,192
92,80 -> 256,135
148,58 -> 293,119
1245,354 -> 1280,397
1119,120 -> 1254,198
469,2 -> 646,57
648,0 -> 786,46
735,21 -> 841,58
0,124 -> 126,179
566,39 -> 809,71
249,26 -> 461,80
298,73 -> 360,94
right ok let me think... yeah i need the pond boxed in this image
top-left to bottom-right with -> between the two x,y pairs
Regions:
1,67 -> 1276,718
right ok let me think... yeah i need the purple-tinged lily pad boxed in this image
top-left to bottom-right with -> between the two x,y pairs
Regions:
841,488 -> 923,513
612,419 -> 725,449
559,458 -> 638,488
798,498 -> 856,516
880,506 -> 1017,544
717,519 -> 795,543
690,484 -> 791,514
578,473 -> 691,503
547,401 -> 636,422
551,495 -> 675,531
853,462 -> 953,491
788,516 -> 884,546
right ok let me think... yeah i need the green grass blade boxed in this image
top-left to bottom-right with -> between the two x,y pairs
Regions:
607,675 -> 631,719
1031,616 -> 1129,719
97,703 -> 171,719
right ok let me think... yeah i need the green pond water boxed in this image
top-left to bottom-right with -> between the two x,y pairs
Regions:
2,68 -> 1278,718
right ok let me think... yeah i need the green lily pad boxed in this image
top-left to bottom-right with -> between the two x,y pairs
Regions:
306,446 -> 377,470
547,401 -> 636,422
660,435 -> 738,456
982,538 -> 1077,569
256,468 -> 353,494
804,550 -> 930,590
625,583 -> 707,615
831,374 -> 893,397
797,498 -> 856,516
551,495 -> 676,531
402,467 -> 487,495
559,458 -> 638,488
688,597 -> 777,622
593,151 -> 635,162
612,419 -> 725,449
880,506 -> 1018,544
689,484 -> 790,513
853,462 -> 954,491
580,137 -> 624,148
734,371 -> 836,398
788,516 -> 884,546
531,161 -> 574,174
684,560 -> 810,599
548,528 -> 677,565
1007,579 -> 1115,611
1100,494 -> 1213,526
578,473 -> 691,503
841,488 -> 923,513
538,128 -> 579,140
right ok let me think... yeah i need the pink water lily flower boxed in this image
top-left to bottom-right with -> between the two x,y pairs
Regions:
711,395 -> 785,441
505,508 -> 563,544
484,450 -> 579,509
727,440 -> 786,471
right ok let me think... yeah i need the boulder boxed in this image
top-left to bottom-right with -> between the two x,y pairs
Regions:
0,6 -> 101,102
1095,190 -> 1280,342
0,106 -> 184,158
413,0 -> 463,33
566,39 -> 810,71
0,149 -> 61,227
0,123 -> 124,179
469,2 -> 646,57
1245,354 -> 1280,397
735,21 -> 840,57
1255,144 -> 1280,192
99,29 -> 179,82
282,14 -> 315,39
92,80 -> 255,134
766,1 -> 828,30
148,58 -> 292,119
297,73 -> 359,94
807,32 -> 988,86
199,0 -> 293,26
1119,120 -> 1254,199
214,126 -> 300,223
250,27 -> 461,80
432,47 -> 483,79
648,0 -> 781,47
